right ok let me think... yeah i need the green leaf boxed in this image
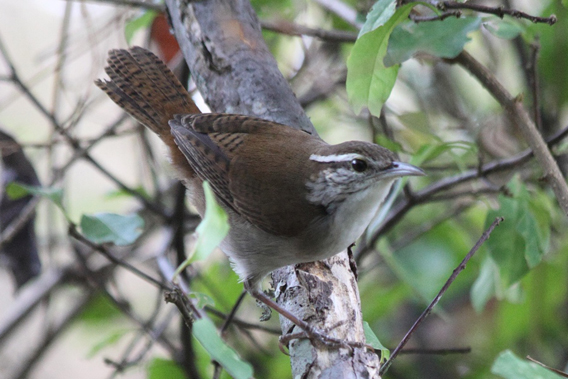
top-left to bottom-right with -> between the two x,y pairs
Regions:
194,181 -> 230,261
482,17 -> 524,40
347,3 -> 416,116
470,256 -> 526,312
251,0 -> 294,19
193,318 -> 254,379
358,0 -> 397,36
6,182 -> 64,209
188,292 -> 215,309
375,134 -> 404,153
363,321 -> 390,362
105,186 -> 150,200
484,178 -> 548,287
385,16 -> 481,66
491,350 -> 564,379
528,189 -> 554,255
87,329 -> 131,358
384,233 -> 458,303
173,181 -> 229,279
80,213 -> 144,246
397,111 -> 433,136
486,207 -> 528,286
147,357 -> 186,379
80,294 -> 122,324
471,256 -> 498,313
556,140 -> 568,160
410,141 -> 476,166
125,10 -> 157,44
517,204 -> 541,269
5,182 -> 31,200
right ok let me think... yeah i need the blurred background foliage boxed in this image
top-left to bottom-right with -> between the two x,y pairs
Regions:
0,0 -> 567,378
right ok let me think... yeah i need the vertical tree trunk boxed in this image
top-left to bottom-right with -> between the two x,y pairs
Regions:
164,0 -> 381,376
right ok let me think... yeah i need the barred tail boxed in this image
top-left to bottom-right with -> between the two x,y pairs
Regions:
95,46 -> 200,139
95,47 -> 200,180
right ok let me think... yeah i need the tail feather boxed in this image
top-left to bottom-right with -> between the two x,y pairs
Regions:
130,46 -> 198,114
106,50 -> 168,133
95,78 -> 158,132
95,47 -> 200,181
95,47 -> 198,139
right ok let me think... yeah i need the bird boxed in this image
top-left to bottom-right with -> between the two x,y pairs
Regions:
95,46 -> 424,343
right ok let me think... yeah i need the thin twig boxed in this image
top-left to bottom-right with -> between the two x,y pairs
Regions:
437,1 -> 557,24
220,291 -> 247,336
261,20 -> 357,43
380,217 -> 504,375
0,33 -> 169,218
410,10 -> 461,23
107,310 -> 177,378
164,284 -> 202,325
452,51 -> 568,215
166,184 -> 202,379
526,356 -> 568,378
71,0 -> 358,44
71,245 -> 179,374
428,186 -> 503,202
68,224 -> 169,290
0,114 -> 128,252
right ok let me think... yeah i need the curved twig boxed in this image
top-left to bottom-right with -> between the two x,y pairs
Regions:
380,217 -> 504,375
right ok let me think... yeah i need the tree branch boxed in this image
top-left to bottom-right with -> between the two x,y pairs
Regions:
261,19 -> 357,42
436,1 -> 557,24
451,51 -> 568,216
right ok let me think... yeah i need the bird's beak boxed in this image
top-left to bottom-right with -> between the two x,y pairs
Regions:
380,161 -> 425,179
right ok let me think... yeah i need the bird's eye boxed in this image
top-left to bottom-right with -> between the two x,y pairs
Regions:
351,159 -> 368,172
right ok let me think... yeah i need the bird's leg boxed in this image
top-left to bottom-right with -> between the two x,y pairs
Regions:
347,242 -> 359,280
249,288 -> 348,348
248,286 -> 379,352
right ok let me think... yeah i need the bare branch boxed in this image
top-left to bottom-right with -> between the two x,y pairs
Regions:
380,217 -> 504,375
526,356 -> 568,378
410,10 -> 461,23
436,1 -> 557,25
68,224 -> 168,290
451,51 -> 568,215
261,19 -> 357,42
0,33 -> 169,218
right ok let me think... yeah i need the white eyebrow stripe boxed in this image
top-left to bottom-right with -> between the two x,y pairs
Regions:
309,153 -> 363,163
